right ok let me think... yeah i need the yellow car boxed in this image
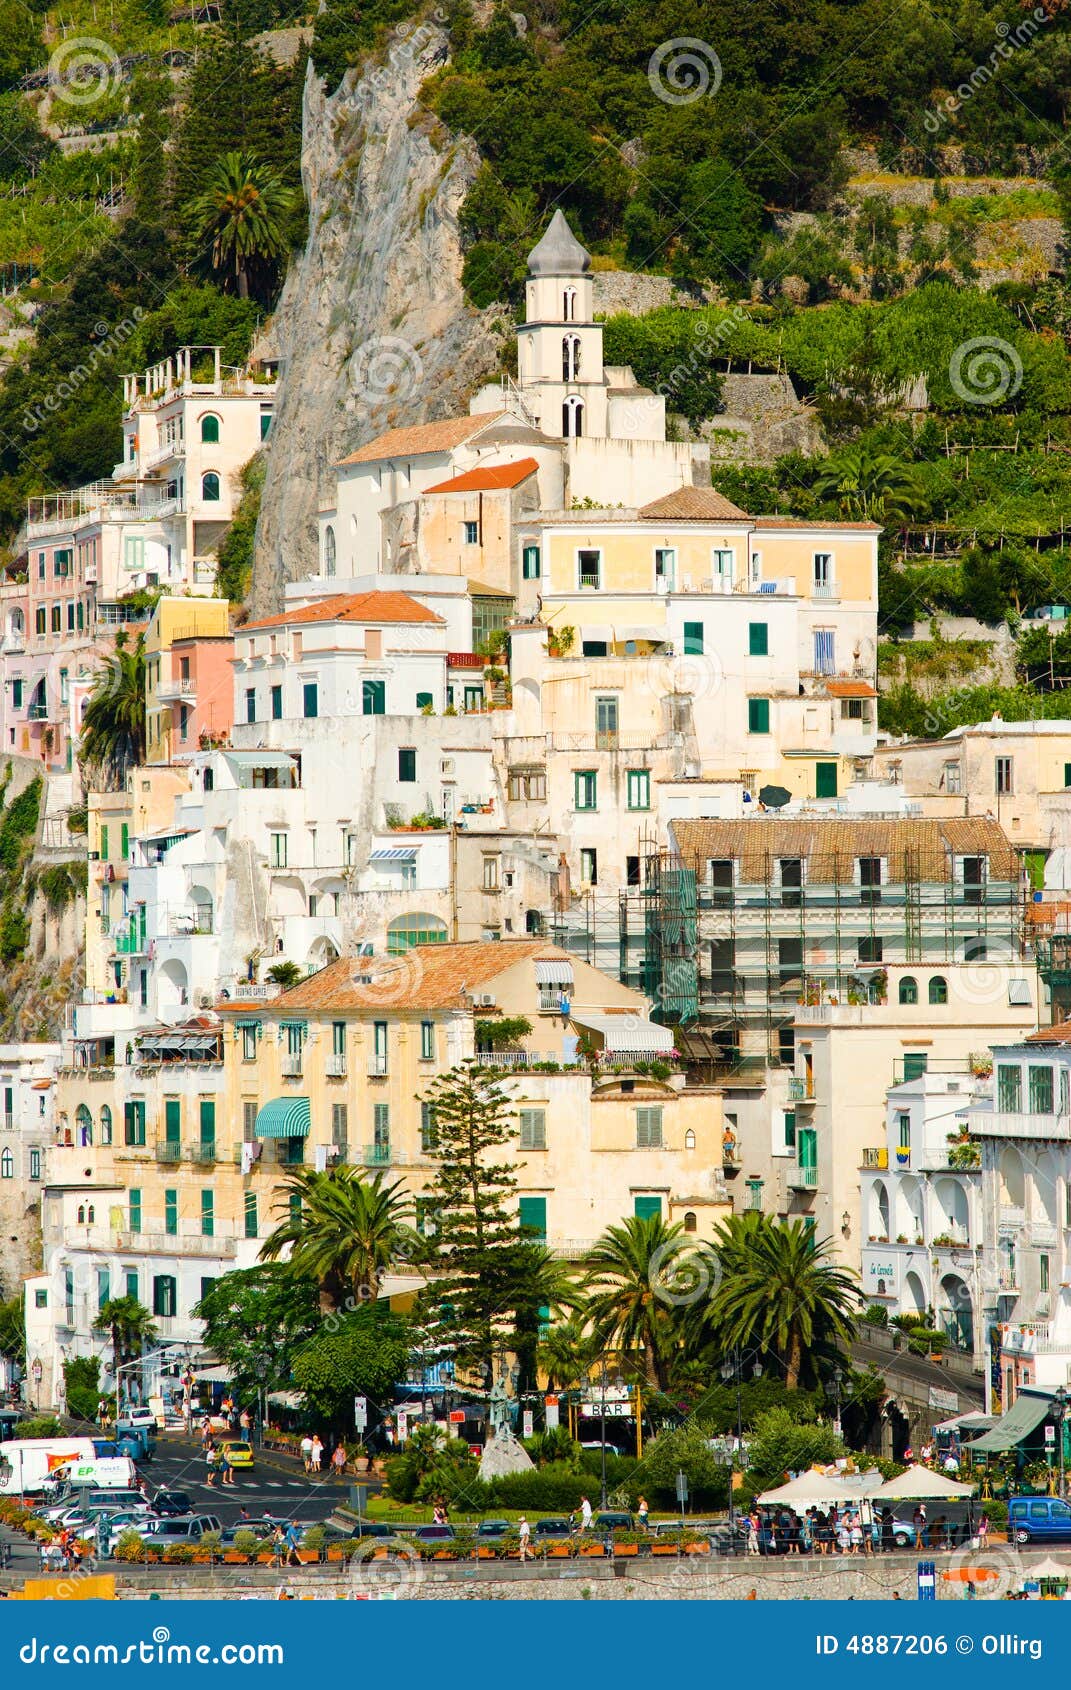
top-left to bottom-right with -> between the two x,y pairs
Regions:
220,1441 -> 254,1469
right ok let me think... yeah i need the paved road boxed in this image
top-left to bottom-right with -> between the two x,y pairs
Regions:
142,1432 -> 354,1524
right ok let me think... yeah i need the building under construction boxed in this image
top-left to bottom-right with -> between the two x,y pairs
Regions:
627,817 -> 1031,1081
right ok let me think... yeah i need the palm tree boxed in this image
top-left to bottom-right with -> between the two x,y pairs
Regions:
812,446 -> 925,523
502,1242 -> 580,1393
79,633 -> 146,789
707,1217 -> 859,1389
260,1166 -> 413,1311
537,1316 -> 599,1391
93,1295 -> 156,1396
582,1215 -> 691,1388
191,152 -> 297,301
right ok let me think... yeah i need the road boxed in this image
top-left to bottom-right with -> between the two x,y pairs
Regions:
142,1431 -> 355,1524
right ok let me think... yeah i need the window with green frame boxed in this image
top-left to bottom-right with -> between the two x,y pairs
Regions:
1029,1064 -> 1055,1114
748,697 -> 770,734
574,770 -> 597,810
164,1100 -> 181,1144
362,679 -> 385,715
128,1190 -> 141,1234
201,1190 -> 214,1238
636,1106 -> 663,1147
199,1098 -> 216,1146
124,1100 -> 146,1146
748,622 -> 769,656
244,1191 -> 258,1239
421,1021 -> 435,1060
997,1064 -> 1022,1111
421,1102 -> 437,1153
519,1196 -> 547,1238
683,622 -> 704,655
522,544 -> 541,580
626,769 -> 650,811
164,1189 -> 178,1235
387,913 -> 448,953
634,1196 -> 662,1220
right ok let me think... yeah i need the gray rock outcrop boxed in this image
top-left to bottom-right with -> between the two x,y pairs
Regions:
252,27 -> 507,613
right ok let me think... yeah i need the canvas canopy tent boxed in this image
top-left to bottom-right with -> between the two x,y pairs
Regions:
870,1464 -> 975,1501
1026,1556 -> 1071,1580
758,1469 -> 885,1507
967,1390 -> 1052,1455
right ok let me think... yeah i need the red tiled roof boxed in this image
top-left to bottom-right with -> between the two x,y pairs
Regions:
424,457 -> 539,495
639,487 -> 749,522
243,592 -> 443,631
825,680 -> 878,699
219,940 -> 573,1014
754,516 -> 882,532
337,413 -> 507,466
1026,1021 -> 1071,1043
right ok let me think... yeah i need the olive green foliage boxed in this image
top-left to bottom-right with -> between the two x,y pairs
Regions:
215,455 -> 264,603
0,778 -> 40,873
63,1355 -> 101,1423
36,861 -> 87,913
744,1405 -> 846,1491
642,1419 -> 730,1505
310,0 -> 416,94
290,1305 -> 410,1428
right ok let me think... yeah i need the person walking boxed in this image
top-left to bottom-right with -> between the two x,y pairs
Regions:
271,1525 -> 286,1568
637,1496 -> 649,1532
332,1441 -> 347,1478
518,1515 -> 531,1562
747,1510 -> 760,1556
978,1511 -> 990,1550
239,1408 -> 251,1438
221,1445 -> 236,1488
300,1433 -> 313,1474
205,1441 -> 218,1487
310,1434 -> 323,1474
284,1520 -> 301,1567
579,1495 -> 593,1532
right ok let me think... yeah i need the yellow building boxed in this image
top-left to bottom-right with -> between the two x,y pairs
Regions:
144,596 -> 232,766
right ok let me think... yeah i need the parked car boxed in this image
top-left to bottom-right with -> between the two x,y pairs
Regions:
412,1524 -> 456,1543
151,1490 -> 194,1517
1009,1497 -> 1071,1544
533,1517 -> 572,1538
219,1441 -> 254,1469
593,1511 -> 633,1531
117,1407 -> 158,1433
219,1519 -> 277,1548
42,1489 -> 151,1525
141,1514 -> 222,1543
475,1520 -> 512,1540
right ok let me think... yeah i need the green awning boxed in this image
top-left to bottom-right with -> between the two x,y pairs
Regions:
969,1390 -> 1052,1454
254,1097 -> 311,1140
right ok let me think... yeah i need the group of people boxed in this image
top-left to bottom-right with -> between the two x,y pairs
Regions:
744,1504 -> 988,1555
299,1434 -> 349,1477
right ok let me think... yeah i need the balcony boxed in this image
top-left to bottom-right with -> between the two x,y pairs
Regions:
156,676 -> 196,702
368,1055 -> 388,1077
155,1142 -> 181,1164
187,1142 -> 217,1165
788,1164 -> 819,1191
964,1108 -> 1071,1142
1031,1221 -> 1058,1247
362,1143 -> 392,1166
1000,1204 -> 1026,1229
78,1227 -> 237,1258
114,929 -> 144,956
861,1147 -> 888,1169
998,1268 -> 1019,1292
786,1076 -> 815,1102
281,1055 -> 303,1078
812,581 -> 839,600
326,1055 -> 347,1077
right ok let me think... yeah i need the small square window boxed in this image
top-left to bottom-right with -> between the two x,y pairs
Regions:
463,520 -> 479,544
748,697 -> 770,734
748,622 -> 769,656
399,747 -> 416,782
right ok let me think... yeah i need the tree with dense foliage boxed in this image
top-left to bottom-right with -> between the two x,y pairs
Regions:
62,1356 -> 102,1422
537,1316 -> 600,1392
259,1166 -> 413,1311
290,1304 -> 410,1431
193,1265 -> 320,1398
583,1214 -> 687,1389
745,1403 -> 846,1490
79,634 -> 146,789
0,1293 -> 24,1363
190,151 -> 297,302
813,446 -> 926,522
93,1296 -> 156,1390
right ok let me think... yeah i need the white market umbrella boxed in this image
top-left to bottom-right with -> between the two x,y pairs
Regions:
759,1468 -> 884,1506
871,1463 -> 975,1500
1027,1556 -> 1071,1581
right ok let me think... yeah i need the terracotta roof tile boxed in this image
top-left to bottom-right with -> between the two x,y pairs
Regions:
825,680 -> 878,698
1026,1020 -> 1071,1043
639,487 -> 749,522
337,413 -> 507,466
242,591 -> 443,632
222,939 -> 575,1015
753,516 -> 882,532
424,457 -> 539,494
668,816 -> 1019,883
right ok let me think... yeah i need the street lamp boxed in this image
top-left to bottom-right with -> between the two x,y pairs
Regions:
720,1348 -> 763,1527
30,1358 -> 42,1411
1054,1386 -> 1068,1500
832,1366 -> 845,1440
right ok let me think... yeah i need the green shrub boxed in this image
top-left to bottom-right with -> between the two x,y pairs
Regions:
863,1303 -> 889,1326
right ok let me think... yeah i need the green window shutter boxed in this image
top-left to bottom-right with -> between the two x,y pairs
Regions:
303,682 -> 318,719
636,1106 -> 663,1148
164,1100 -> 181,1144
748,697 -> 770,734
997,1064 -> 1022,1111
201,1190 -> 214,1238
128,1190 -> 141,1234
748,622 -> 769,656
416,692 -> 433,711
902,1052 -> 928,1082
1065,762 -> 1071,789
121,823 -> 129,860
815,761 -> 838,797
421,1103 -> 437,1153
634,1196 -> 662,1221
271,685 -> 283,720
519,1108 -> 546,1150
362,679 -> 385,715
100,825 -> 109,860
164,1189 -> 177,1235
199,1099 -> 216,1144
518,1197 -> 547,1239
784,1109 -> 796,1150
399,747 -> 416,782
797,1127 -> 817,1169
523,545 -> 541,580
683,622 -> 704,655
244,1192 -> 258,1239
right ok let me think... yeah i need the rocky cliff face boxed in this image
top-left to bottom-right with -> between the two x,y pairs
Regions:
252,26 -> 506,612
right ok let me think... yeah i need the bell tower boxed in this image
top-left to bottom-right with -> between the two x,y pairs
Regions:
516,210 -> 607,441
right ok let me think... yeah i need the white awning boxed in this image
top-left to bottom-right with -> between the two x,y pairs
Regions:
369,847 -> 418,862
620,625 -> 667,642
534,960 -> 574,986
580,626 -> 613,643
571,1012 -> 673,1054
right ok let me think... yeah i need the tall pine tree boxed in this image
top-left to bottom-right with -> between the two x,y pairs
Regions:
418,1062 -> 527,1386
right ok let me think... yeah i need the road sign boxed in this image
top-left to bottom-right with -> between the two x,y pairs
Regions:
917,1559 -> 936,1601
1045,1423 -> 1056,1444
449,1409 -> 466,1424
523,1409 -> 534,1439
354,1396 -> 367,1432
675,1471 -> 689,1503
545,1395 -> 559,1429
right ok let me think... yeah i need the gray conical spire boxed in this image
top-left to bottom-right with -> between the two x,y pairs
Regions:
526,209 -> 590,278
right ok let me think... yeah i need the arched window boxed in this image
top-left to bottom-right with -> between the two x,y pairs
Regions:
563,286 -> 576,321
562,334 -> 581,381
200,414 -> 220,444
203,767 -> 214,792
0,1149 -> 12,1178
100,1104 -> 112,1145
898,976 -> 918,1005
563,396 -> 584,439
75,1104 -> 93,1147
35,607 -> 46,636
684,1128 -> 696,1150
683,1210 -> 698,1233
929,975 -> 948,1005
87,1205 -> 94,1223
201,471 -> 220,502
386,912 -> 448,954
77,1204 -> 85,1223
324,525 -> 336,578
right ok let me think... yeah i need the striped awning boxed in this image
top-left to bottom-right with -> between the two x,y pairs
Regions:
254,1097 -> 311,1140
571,1012 -> 673,1054
369,847 -> 418,863
534,960 -> 573,986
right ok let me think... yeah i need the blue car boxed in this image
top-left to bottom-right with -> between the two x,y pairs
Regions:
1009,1497 -> 1071,1544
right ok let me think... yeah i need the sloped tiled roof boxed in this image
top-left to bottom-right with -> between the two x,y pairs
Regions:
754,516 -> 882,532
639,487 -> 749,522
242,592 -> 443,631
1026,1021 -> 1071,1043
337,413 -> 507,466
668,816 -> 1019,882
824,680 -> 878,698
228,940 -> 576,1014
424,457 -> 539,494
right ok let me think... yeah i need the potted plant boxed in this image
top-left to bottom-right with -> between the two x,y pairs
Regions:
228,1529 -> 261,1565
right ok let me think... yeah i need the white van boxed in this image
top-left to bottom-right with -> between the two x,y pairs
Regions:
0,1438 -> 98,1496
41,1456 -> 138,1505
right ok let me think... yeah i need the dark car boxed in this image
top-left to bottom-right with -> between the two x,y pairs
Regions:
593,1511 -> 633,1531
346,1520 -> 394,1541
475,1520 -> 512,1540
141,1514 -> 222,1543
412,1524 -> 455,1543
533,1517 -> 571,1538
152,1490 -> 194,1518
220,1519 -> 277,1547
